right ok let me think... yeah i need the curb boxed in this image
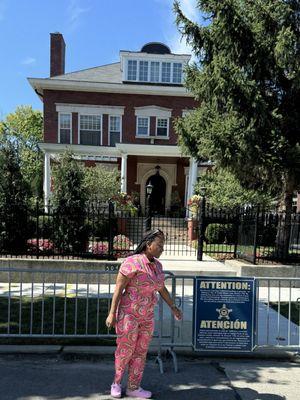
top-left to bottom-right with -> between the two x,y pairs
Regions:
0,345 -> 299,362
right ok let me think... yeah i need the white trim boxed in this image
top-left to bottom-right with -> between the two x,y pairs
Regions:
136,116 -> 150,137
116,143 -> 184,157
28,78 -> 193,97
108,114 -> 122,146
43,152 -> 51,207
182,108 -> 194,117
134,106 -> 172,118
39,142 -> 120,157
121,154 -> 128,193
58,112 -> 72,144
38,142 -> 186,158
155,117 -> 169,138
56,103 -> 125,115
78,113 -> 103,146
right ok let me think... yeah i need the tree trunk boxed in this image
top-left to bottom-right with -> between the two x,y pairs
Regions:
275,178 -> 294,261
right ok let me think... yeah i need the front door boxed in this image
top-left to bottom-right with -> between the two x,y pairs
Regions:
146,174 -> 166,215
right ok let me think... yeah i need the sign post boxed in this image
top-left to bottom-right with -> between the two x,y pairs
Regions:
194,277 -> 256,352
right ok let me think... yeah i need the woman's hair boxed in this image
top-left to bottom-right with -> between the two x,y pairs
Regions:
133,229 -> 165,254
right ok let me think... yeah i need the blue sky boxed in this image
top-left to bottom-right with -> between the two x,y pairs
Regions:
0,0 -> 202,119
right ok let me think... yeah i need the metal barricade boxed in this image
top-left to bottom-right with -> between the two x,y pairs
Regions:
0,267 -> 118,338
156,275 -> 300,373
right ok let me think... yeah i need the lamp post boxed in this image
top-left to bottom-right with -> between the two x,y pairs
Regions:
146,182 -> 153,231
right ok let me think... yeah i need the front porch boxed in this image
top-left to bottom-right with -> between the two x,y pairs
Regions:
40,142 -> 200,213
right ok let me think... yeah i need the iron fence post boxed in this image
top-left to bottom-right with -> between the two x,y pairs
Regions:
36,200 -> 39,259
253,205 -> 260,264
108,201 -> 114,259
197,196 -> 206,261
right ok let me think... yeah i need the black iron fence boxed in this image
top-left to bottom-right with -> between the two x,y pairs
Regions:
0,201 -> 198,259
1,199 -> 299,264
237,208 -> 300,264
197,200 -> 300,264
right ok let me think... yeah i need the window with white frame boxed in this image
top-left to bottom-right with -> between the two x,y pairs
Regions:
173,63 -> 182,83
126,59 -> 183,84
136,117 -> 149,136
150,61 -> 160,82
139,61 -> 148,81
156,118 -> 169,137
79,115 -> 101,146
59,113 -> 71,144
127,60 -> 137,80
162,62 -> 171,83
109,115 -> 121,146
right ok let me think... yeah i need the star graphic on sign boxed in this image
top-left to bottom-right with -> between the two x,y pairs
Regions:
216,304 -> 232,320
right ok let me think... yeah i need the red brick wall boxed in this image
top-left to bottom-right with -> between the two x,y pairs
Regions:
43,90 -> 197,145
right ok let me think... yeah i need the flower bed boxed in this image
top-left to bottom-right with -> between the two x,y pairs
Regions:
27,238 -> 54,254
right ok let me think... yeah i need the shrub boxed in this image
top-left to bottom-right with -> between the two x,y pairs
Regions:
206,223 -> 236,244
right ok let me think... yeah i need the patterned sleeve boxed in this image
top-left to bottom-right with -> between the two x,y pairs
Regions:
119,259 -> 137,279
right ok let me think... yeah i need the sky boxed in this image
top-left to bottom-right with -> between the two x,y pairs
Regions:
0,0 -> 203,119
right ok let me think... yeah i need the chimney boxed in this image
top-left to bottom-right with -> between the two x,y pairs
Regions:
50,32 -> 66,77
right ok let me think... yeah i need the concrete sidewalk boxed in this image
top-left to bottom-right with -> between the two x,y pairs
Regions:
0,353 -> 299,400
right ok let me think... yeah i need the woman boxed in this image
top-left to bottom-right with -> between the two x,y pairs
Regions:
106,229 -> 182,399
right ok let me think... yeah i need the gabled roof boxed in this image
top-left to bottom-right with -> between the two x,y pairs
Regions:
52,62 -> 122,84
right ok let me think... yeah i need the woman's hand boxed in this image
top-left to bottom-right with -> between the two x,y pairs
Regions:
171,305 -> 182,321
105,312 -> 116,329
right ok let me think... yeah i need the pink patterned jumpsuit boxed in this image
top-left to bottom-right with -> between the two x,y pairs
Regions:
114,253 -> 165,389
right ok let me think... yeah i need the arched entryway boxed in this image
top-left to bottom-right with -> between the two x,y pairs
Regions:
146,172 -> 166,215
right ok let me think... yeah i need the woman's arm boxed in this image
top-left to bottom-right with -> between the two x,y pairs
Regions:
106,272 -> 129,328
158,284 -> 182,320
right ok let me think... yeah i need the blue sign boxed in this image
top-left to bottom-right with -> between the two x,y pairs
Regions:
194,277 -> 256,352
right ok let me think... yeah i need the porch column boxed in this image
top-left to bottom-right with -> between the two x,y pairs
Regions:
187,157 -> 198,203
120,153 -> 127,193
43,152 -> 51,208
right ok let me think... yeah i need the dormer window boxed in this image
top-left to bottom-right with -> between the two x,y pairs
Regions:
127,60 -> 137,80
150,62 -> 160,82
139,61 -> 149,81
125,59 -> 184,84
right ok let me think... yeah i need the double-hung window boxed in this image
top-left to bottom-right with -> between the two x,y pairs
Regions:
136,117 -> 149,136
156,118 -> 169,137
173,63 -> 182,83
162,62 -> 171,83
109,116 -> 121,146
139,61 -> 148,81
150,61 -> 160,82
59,113 -> 71,144
79,114 -> 101,146
127,60 -> 137,81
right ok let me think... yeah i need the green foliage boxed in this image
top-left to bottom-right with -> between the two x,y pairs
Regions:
82,165 -> 120,202
197,168 -> 274,208
0,138 -> 30,253
0,106 -> 43,197
174,0 -> 300,205
51,151 -> 88,253
206,223 -> 236,244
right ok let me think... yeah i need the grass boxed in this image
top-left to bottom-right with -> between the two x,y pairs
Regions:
269,302 -> 300,325
0,297 -> 116,344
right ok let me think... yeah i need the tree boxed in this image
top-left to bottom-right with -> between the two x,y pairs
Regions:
197,168 -> 274,208
174,0 -> 300,257
82,165 -> 120,202
0,106 -> 43,197
51,151 -> 88,253
0,137 -> 30,253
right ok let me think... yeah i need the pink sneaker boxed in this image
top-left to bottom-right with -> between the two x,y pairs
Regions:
126,387 -> 152,399
111,382 -> 122,398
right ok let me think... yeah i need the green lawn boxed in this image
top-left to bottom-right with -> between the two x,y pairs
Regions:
0,296 -> 116,339
269,302 -> 300,325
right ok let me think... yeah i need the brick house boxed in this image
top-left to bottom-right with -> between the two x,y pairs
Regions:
29,33 -> 202,214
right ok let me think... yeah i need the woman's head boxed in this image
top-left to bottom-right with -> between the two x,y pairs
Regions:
134,229 -> 165,259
